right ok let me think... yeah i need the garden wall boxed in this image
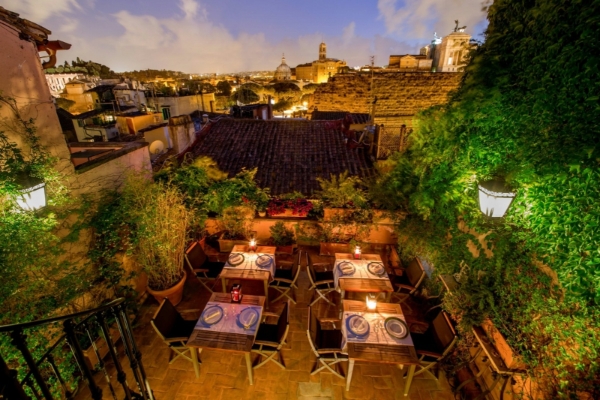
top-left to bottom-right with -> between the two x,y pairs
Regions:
312,72 -> 461,131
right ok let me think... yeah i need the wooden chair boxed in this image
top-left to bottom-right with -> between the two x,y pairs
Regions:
150,299 -> 202,377
390,257 -> 426,310
306,305 -> 347,379
269,251 -> 302,304
409,311 -> 457,380
306,252 -> 335,306
251,301 -> 290,370
185,240 -> 225,293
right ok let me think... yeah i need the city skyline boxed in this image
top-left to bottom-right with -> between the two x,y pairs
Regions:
5,0 -> 488,73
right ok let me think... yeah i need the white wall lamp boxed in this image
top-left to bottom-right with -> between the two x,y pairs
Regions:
478,179 -> 515,218
15,175 -> 47,211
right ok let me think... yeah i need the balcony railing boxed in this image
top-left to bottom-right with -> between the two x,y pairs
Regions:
0,298 -> 153,400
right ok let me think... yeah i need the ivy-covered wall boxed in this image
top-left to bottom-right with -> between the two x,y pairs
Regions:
376,0 -> 600,397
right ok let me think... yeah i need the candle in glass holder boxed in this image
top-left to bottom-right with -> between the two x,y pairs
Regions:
249,238 -> 257,252
354,245 -> 361,259
366,293 -> 377,310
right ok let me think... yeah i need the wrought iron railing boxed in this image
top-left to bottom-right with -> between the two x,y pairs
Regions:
0,298 -> 153,400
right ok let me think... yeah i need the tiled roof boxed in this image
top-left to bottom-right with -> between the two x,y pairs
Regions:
190,119 -> 374,196
310,111 -> 370,124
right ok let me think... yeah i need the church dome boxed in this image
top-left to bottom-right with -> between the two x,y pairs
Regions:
274,55 -> 291,80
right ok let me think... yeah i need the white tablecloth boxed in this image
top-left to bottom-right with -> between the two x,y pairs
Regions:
341,311 -> 414,351
195,301 -> 262,335
333,259 -> 389,289
224,252 -> 276,281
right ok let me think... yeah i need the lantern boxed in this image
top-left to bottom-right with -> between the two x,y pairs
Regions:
249,238 -> 257,252
478,179 -> 515,218
16,175 -> 47,211
354,245 -> 361,260
366,293 -> 378,310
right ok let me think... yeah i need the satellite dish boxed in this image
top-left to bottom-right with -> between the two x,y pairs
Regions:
149,140 -> 165,155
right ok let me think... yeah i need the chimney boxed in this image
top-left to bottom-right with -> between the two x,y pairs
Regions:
267,95 -> 273,120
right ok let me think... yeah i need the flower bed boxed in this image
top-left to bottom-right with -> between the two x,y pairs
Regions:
267,198 -> 313,217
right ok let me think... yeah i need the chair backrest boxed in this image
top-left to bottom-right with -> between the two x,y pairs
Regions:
276,301 -> 290,343
405,257 -> 426,288
185,240 -> 207,270
305,252 -> 318,286
430,311 -> 457,356
306,305 -> 320,355
290,251 -> 302,284
151,299 -> 186,341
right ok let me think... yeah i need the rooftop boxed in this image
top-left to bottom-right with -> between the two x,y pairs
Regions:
310,111 -> 370,124
190,119 -> 374,196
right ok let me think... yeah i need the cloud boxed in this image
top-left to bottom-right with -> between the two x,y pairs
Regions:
56,0 -> 420,73
378,0 -> 486,41
2,0 -> 81,22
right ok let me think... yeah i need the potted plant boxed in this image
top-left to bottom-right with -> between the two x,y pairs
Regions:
317,172 -> 368,220
124,176 -> 190,306
218,205 -> 253,252
269,221 -> 296,254
267,192 -> 313,217
317,210 -> 372,256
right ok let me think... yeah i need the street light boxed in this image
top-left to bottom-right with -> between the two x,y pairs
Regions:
478,179 -> 515,218
15,175 -> 47,211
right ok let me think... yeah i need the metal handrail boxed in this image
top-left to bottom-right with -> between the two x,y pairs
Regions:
0,297 -> 153,400
0,298 -> 124,333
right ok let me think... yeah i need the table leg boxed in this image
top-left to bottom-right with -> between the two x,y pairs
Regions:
386,291 -> 392,302
263,279 -> 269,306
245,352 -> 254,385
189,347 -> 200,378
221,277 -> 227,293
403,364 -> 416,396
345,359 -> 355,391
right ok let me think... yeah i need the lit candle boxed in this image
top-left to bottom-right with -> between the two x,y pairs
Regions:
249,238 -> 257,251
354,245 -> 361,259
366,293 -> 377,310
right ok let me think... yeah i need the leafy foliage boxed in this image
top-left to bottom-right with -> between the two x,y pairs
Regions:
376,0 -> 600,396
317,171 -> 368,208
269,221 -> 296,246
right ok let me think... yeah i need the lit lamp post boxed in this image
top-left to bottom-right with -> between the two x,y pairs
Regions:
478,179 -> 515,218
15,175 -> 47,211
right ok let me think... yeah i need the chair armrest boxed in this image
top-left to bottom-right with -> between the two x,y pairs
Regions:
273,277 -> 293,284
262,311 -> 279,318
392,268 -> 404,276
416,350 -> 443,359
394,283 -> 415,291
164,337 -> 190,344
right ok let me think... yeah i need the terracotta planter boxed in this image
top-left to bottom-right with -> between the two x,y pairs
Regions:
319,242 -> 350,256
268,208 -> 308,218
323,208 -> 354,221
276,244 -> 295,255
147,270 -> 187,306
258,211 -> 267,217
481,318 -> 526,370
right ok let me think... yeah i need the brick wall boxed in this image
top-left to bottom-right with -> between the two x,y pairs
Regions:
312,72 -> 461,130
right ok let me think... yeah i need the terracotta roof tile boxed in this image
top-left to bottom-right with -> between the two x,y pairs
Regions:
310,111 -> 370,124
191,119 -> 373,196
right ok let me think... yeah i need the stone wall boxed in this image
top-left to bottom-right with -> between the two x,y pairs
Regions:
312,72 -> 461,130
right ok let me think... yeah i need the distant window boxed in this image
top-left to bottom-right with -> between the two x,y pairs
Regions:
162,107 -> 171,120
77,120 -> 84,127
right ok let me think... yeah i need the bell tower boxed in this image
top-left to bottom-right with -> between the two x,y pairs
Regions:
319,42 -> 326,61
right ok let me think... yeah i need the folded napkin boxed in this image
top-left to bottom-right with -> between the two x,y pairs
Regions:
229,253 -> 244,265
204,310 -> 220,322
339,263 -> 355,274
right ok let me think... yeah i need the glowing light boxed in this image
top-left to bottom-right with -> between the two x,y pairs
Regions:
478,179 -> 515,218
15,176 -> 47,211
354,245 -> 361,260
366,293 -> 377,310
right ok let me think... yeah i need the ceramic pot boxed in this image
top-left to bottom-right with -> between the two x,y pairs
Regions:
147,270 -> 187,306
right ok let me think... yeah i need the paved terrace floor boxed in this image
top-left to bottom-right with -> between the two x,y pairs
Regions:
76,246 -> 454,400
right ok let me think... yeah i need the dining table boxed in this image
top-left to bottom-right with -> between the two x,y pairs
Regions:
334,253 -> 394,301
220,245 -> 276,305
341,299 -> 419,395
186,293 -> 265,385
